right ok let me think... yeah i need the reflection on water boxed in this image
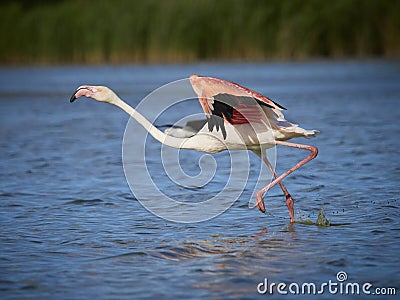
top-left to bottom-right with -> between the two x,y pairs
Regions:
0,61 -> 399,299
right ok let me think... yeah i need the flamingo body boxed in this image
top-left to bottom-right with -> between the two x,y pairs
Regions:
165,75 -> 317,153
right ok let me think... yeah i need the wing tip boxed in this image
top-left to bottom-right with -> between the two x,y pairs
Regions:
274,100 -> 287,110
190,74 -> 201,83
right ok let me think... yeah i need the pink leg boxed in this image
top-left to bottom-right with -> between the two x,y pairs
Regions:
256,141 -> 318,222
260,155 -> 295,222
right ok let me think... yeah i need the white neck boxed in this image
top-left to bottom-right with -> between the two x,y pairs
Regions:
110,95 -> 189,150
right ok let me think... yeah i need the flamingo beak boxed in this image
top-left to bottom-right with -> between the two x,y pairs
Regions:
69,87 -> 88,103
69,89 -> 79,103
69,86 -> 96,103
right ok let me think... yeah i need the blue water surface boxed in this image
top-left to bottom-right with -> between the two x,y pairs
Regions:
0,61 -> 399,299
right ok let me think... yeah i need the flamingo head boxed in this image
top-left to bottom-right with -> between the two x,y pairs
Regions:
70,85 -> 116,104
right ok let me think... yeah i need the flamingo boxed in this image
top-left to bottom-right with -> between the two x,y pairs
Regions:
70,75 -> 318,223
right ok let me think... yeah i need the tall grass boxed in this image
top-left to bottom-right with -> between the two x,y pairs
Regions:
1,0 -> 399,64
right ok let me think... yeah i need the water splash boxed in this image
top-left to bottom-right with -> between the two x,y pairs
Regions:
316,205 -> 331,227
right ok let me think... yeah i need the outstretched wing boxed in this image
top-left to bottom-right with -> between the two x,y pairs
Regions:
189,74 -> 286,139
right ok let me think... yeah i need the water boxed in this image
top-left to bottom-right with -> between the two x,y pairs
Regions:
0,61 -> 399,299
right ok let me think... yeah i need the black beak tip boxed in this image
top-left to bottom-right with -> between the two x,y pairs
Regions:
69,93 -> 77,103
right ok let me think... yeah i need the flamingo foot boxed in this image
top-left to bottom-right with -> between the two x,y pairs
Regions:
256,192 -> 266,214
286,194 -> 295,223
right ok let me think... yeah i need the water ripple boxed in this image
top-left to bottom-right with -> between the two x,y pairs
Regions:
0,62 -> 399,300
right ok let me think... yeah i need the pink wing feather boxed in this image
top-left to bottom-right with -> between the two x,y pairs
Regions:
189,74 -> 286,122
189,74 -> 318,140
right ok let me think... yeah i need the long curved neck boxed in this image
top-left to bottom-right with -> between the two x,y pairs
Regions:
110,95 -> 188,149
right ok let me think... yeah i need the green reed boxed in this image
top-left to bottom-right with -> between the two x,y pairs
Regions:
1,0 -> 399,64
